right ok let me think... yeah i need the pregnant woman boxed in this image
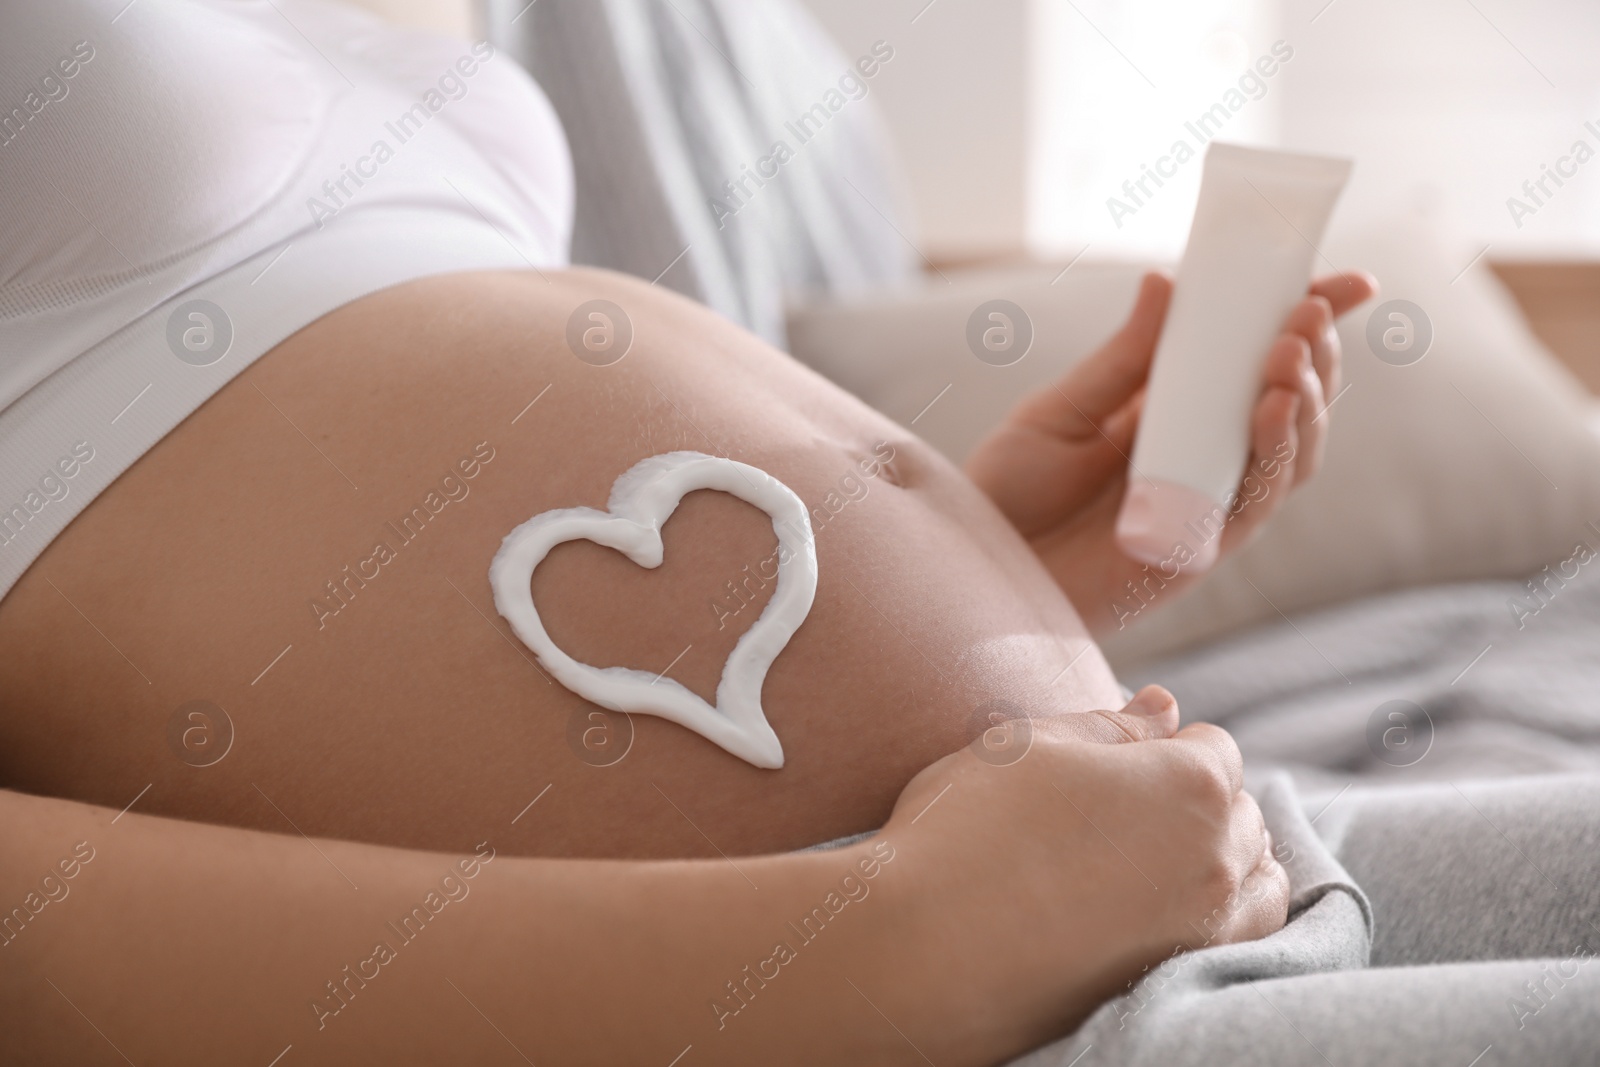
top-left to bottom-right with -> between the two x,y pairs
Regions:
0,2 -> 1389,1064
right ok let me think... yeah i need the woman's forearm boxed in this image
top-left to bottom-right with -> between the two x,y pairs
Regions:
3,709 -> 1289,1066
1,787 -> 935,1066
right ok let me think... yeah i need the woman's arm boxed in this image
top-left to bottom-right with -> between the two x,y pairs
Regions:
3,691 -> 1283,1066
3,785 -> 909,1065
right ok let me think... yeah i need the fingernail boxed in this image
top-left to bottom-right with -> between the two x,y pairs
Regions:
1124,685 -> 1172,716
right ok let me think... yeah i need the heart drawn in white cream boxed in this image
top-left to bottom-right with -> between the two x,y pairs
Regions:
489,451 -> 816,769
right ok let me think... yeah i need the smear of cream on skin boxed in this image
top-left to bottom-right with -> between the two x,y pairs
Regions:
489,451 -> 816,769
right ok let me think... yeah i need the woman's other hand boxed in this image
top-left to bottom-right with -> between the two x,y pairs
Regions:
874,686 -> 1287,1063
965,269 -> 1377,635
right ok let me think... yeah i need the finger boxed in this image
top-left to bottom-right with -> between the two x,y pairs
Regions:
1216,849 -> 1290,945
1218,333 -> 1314,555
1098,390 -> 1145,458
1013,270 -> 1172,437
1224,790 -> 1270,887
1260,333 -> 1324,484
1042,685 -> 1181,745
1219,383 -> 1299,554
1309,271 -> 1378,318
1283,294 -> 1339,401
1171,722 -> 1245,796
1090,684 -> 1181,742
1022,272 -> 1364,443
1123,684 -> 1179,732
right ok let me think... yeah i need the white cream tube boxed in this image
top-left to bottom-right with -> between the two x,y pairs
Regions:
1115,142 -> 1351,573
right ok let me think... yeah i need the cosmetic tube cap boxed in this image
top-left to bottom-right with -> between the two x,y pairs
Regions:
1114,478 -> 1225,574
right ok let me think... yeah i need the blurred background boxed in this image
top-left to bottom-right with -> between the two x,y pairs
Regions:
214,0 -> 1600,658
358,0 -> 1600,394
808,0 -> 1600,265
358,0 -> 1600,262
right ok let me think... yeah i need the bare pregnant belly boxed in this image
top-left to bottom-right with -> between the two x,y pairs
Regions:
0,269 -> 1122,858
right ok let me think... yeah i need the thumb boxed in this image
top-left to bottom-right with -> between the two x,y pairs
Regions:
1046,685 -> 1180,745
1008,270 -> 1173,438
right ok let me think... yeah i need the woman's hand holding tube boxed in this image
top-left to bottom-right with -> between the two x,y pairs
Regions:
965,269 -> 1376,636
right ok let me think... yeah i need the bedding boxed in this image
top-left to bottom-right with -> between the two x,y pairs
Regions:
1010,564 -> 1600,1065
1128,558 -> 1600,785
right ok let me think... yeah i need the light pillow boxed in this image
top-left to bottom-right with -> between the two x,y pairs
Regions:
785,212 -> 1600,668
786,259 -> 1152,458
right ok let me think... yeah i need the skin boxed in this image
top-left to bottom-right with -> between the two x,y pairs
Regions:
1,691 -> 1284,1066
0,268 -> 1128,859
0,263 -> 1373,1063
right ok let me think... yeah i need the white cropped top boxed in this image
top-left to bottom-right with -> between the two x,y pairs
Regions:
0,0 -> 573,600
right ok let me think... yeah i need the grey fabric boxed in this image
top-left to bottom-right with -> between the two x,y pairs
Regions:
483,0 -> 916,347
1006,568 -> 1600,1065
1130,565 -> 1600,789
1013,774 -> 1600,1067
1327,775 -> 1600,969
789,570 -> 1600,1062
